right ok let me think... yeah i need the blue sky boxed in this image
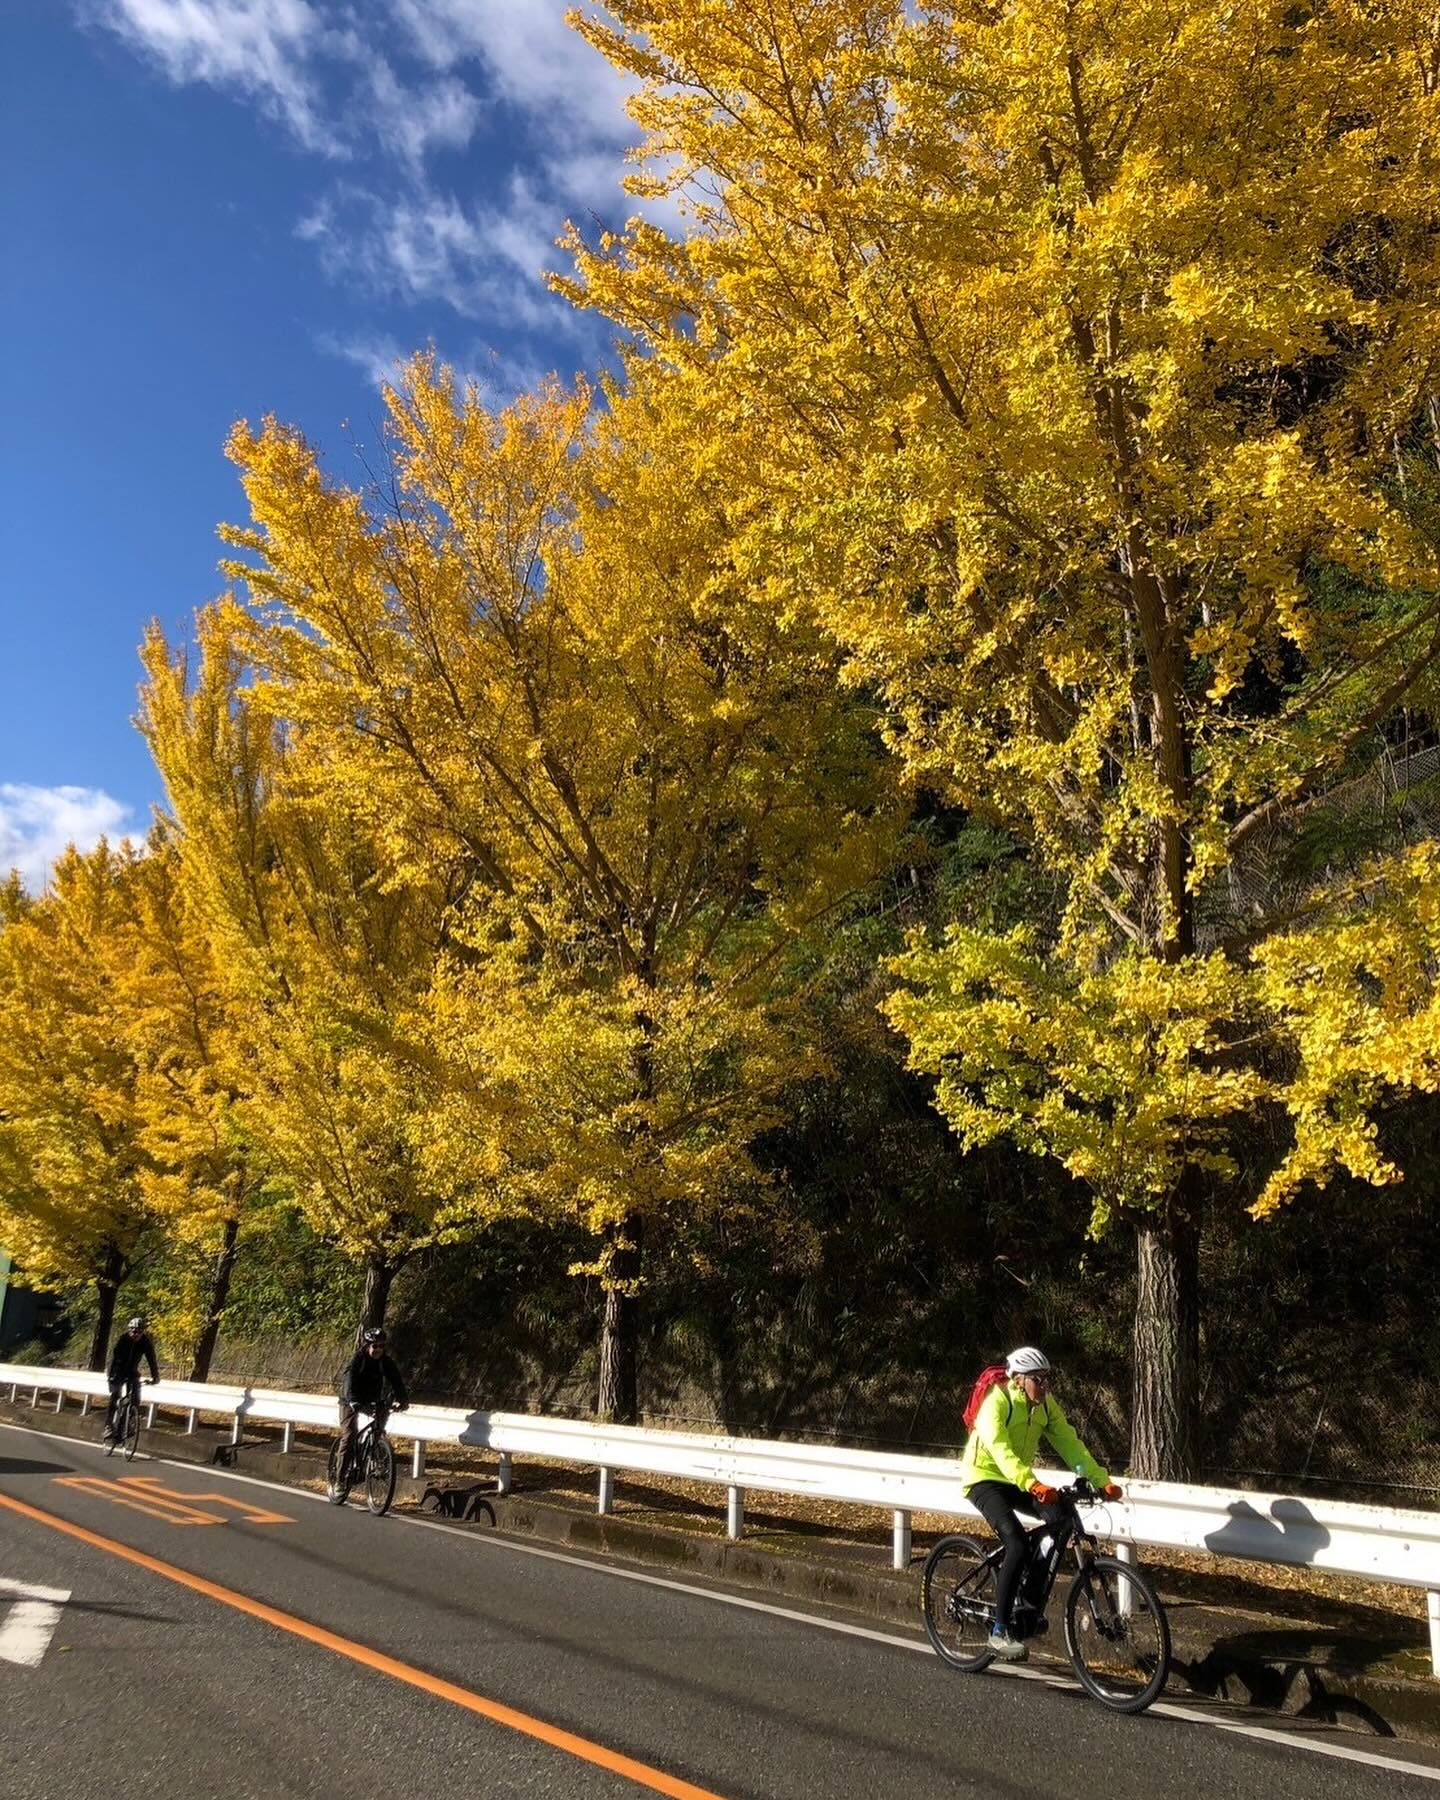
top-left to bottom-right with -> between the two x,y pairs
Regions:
1,1 -> 649,889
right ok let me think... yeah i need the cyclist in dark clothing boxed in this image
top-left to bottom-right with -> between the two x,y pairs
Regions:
333,1327 -> 409,1501
104,1316 -> 159,1441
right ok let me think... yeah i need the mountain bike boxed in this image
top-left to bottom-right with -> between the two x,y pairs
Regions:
921,1477 -> 1171,1714
103,1383 -> 143,1462
327,1395 -> 398,1516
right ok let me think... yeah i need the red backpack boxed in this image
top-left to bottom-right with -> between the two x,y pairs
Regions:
963,1363 -> 1010,1431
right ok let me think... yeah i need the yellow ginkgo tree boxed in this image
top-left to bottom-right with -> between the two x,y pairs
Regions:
116,831 -> 268,1379
565,0 -> 1440,1470
0,844 -> 154,1370
140,608 -> 474,1341
219,358 -> 899,1420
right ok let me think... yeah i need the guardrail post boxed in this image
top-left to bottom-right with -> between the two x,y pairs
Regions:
146,1403 -> 156,1427
1429,1591 -> 1440,1678
497,1452 -> 513,1497
598,1467 -> 615,1515
892,1509 -> 912,1570
280,1422 -> 293,1453
54,1389 -> 64,1413
29,1385 -> 39,1408
187,1409 -> 199,1434
1113,1539 -> 1136,1616
411,1441 -> 425,1480
80,1395 -> 90,1417
727,1485 -> 744,1541
8,1381 -> 16,1401
231,1413 -> 243,1446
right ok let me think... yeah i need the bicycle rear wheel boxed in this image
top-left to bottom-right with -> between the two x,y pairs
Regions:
921,1534 -> 998,1671
103,1401 -> 123,1458
123,1395 -> 142,1460
326,1439 -> 348,1504
1064,1555 -> 1171,1713
365,1435 -> 396,1516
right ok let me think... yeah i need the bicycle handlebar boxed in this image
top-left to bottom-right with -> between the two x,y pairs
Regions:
1040,1477 -> 1103,1513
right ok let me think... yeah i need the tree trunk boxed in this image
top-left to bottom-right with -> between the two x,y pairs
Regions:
87,1242 -> 125,1372
357,1257 -> 397,1343
189,1214 -> 240,1382
596,1215 -> 643,1425
1129,1196 -> 1201,1480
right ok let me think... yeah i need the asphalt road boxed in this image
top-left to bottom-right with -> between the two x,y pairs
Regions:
3,1420 -> 1439,1800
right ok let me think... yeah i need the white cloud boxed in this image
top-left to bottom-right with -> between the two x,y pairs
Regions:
314,328 -> 410,387
299,182 -> 590,333
86,0 -> 341,154
315,327 -> 562,408
0,786 -> 136,895
83,0 -> 670,337
86,1 -> 634,171
367,60 -> 483,169
393,0 -> 637,141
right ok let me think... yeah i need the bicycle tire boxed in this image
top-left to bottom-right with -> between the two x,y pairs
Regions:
326,1438 -> 348,1504
365,1434 -> 396,1516
123,1395 -> 142,1460
1064,1554 -> 1171,1714
921,1534 -> 999,1671
103,1401 -> 122,1458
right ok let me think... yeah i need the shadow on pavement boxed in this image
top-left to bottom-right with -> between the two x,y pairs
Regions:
0,1454 -> 74,1476
61,1599 -> 182,1624
1176,1627 -> 1406,1736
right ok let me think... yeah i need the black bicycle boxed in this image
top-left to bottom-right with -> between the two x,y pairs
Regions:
103,1383 -> 143,1461
921,1478 -> 1171,1714
327,1397 -> 398,1516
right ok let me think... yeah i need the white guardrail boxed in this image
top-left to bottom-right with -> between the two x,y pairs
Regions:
5,1359 -> 1439,1675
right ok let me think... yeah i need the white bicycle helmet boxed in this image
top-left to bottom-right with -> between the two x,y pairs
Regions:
126,1316 -> 146,1331
1005,1345 -> 1052,1376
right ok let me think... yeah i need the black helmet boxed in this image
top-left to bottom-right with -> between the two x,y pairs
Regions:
362,1326 -> 387,1345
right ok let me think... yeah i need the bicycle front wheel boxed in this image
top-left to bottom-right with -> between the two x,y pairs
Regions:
921,1534 -> 998,1671
365,1435 -> 396,1516
103,1403 -> 122,1458
1064,1554 -> 1171,1713
123,1397 -> 142,1460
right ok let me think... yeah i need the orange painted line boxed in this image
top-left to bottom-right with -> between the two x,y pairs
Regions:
116,1477 -> 293,1525
0,1489 -> 729,1800
52,1476 -> 223,1524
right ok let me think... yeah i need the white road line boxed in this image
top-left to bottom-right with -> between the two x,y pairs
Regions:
0,1575 -> 70,1667
4,1417 -> 1439,1781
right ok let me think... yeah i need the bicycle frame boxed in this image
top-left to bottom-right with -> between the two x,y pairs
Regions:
957,1483 -> 1104,1637
340,1398 -> 391,1486
1014,1506 -> 1096,1631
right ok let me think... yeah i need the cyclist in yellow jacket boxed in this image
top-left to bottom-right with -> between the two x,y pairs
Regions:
959,1346 -> 1123,1661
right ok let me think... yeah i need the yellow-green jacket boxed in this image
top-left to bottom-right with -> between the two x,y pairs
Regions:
958,1378 -> 1109,1494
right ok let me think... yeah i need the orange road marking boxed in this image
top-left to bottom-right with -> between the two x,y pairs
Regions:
49,1475 -> 294,1527
0,1490 -> 730,1800
53,1477 -> 225,1525
116,1478 -> 292,1525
